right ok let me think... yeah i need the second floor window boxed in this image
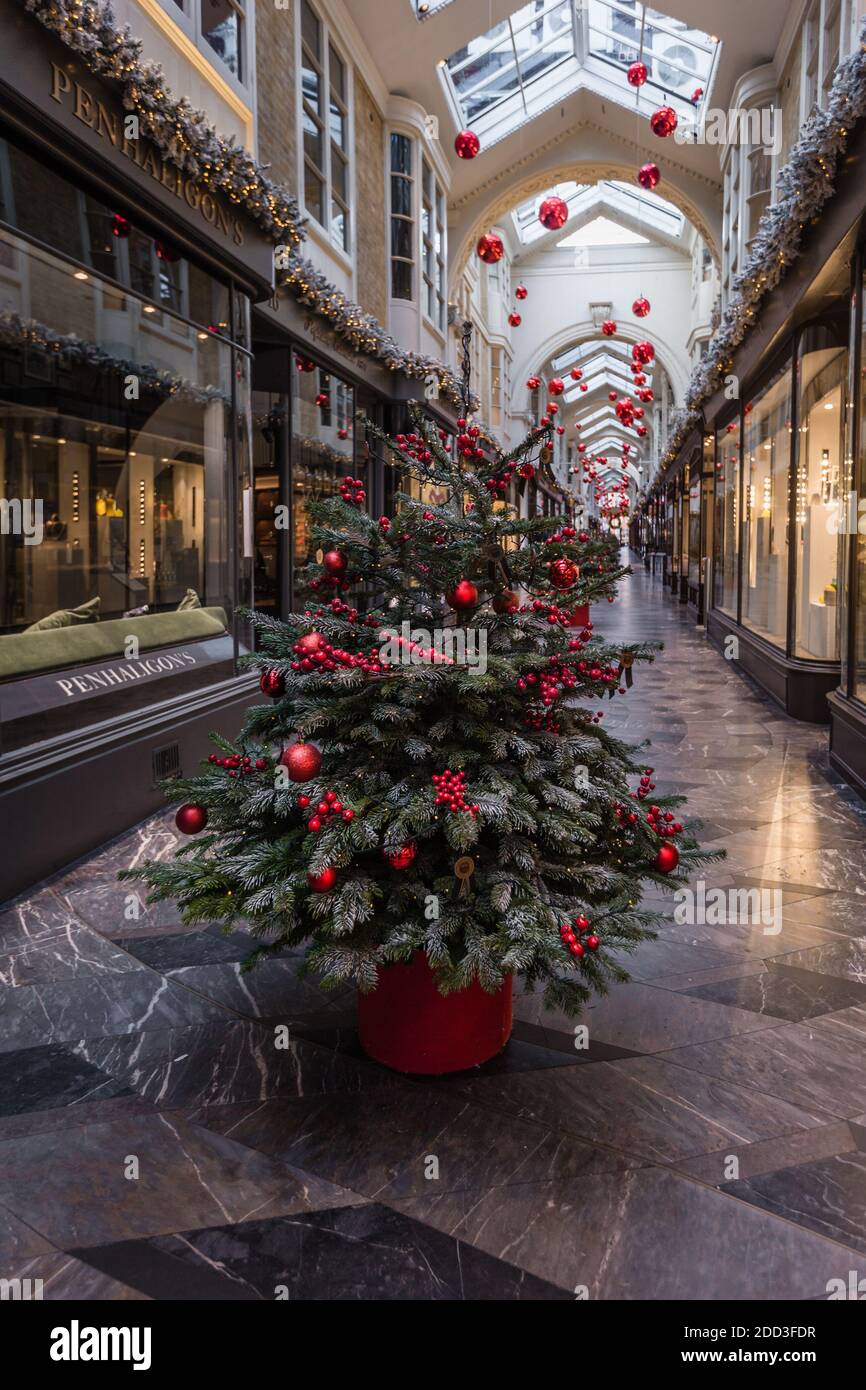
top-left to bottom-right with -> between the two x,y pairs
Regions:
390,133 -> 414,300
301,0 -> 351,253
201,0 -> 245,79
421,159 -> 445,330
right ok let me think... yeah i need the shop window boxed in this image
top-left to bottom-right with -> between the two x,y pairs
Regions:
713,417 -> 741,618
688,463 -> 702,588
853,267 -> 866,701
290,354 -> 357,602
390,133 -> 414,301
792,330 -> 846,661
301,0 -> 351,253
421,160 -> 446,332
741,360 -> 793,650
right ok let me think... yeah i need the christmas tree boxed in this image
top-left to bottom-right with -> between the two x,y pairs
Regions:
127,401 -> 716,1016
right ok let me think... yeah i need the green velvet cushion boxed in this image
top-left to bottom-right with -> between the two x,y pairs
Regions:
24,596 -> 101,632
0,607 -> 228,680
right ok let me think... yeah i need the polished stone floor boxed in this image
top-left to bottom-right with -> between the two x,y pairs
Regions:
2,560 -> 866,1300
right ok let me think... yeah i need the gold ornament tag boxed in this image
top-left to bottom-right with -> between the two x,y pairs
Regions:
539,446 -> 553,467
454,856 -> 476,896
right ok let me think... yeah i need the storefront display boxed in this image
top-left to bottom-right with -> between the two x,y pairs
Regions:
741,359 -> 791,650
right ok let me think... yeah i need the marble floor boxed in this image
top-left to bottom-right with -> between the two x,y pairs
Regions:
2,561 -> 866,1300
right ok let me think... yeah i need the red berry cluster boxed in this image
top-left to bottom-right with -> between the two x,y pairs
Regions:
523,598 -> 584,629
634,768 -> 656,800
646,806 -> 683,839
559,916 -> 601,960
208,753 -> 267,779
455,418 -> 484,462
298,789 -> 355,832
394,430 -> 437,464
614,802 -> 639,828
516,658 -> 578,706
432,770 -> 479,817
339,475 -> 366,507
291,631 -> 384,676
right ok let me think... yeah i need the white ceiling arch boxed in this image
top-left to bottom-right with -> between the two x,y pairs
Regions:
511,316 -> 690,409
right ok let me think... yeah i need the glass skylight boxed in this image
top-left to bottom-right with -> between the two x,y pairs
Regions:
560,217 -> 650,248
513,180 -> 684,245
441,3 -> 719,144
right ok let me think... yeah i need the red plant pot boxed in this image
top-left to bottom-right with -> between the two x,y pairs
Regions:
357,951 -> 513,1074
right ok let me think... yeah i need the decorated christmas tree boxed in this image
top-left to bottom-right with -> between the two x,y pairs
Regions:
127,389 -> 716,1022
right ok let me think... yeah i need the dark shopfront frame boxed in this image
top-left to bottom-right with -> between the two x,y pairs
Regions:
706,321 -> 846,724
0,37 -> 275,902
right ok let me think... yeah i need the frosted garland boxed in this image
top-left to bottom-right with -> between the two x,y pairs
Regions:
18,0 -> 470,411
656,17 -> 866,478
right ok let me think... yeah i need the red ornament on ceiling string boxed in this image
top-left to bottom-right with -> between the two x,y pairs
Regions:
627,61 -> 648,87
538,195 -> 569,231
601,320 -> 617,337
526,375 -> 541,390
548,378 -> 565,396
633,340 -> 655,365
111,214 -> 130,239
476,232 -> 504,264
508,312 -> 522,327
650,105 -> 678,138
155,241 -> 180,262
637,162 -> 661,190
633,296 -> 651,318
691,87 -> 704,105
570,367 -> 583,380
515,284 -> 528,300
176,803 -> 207,835
608,390 -> 618,401
454,129 -> 481,159
280,742 -> 323,783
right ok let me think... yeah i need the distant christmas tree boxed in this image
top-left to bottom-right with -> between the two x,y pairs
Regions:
127,402 -> 717,1015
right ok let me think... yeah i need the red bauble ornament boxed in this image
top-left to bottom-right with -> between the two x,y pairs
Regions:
570,367 -> 583,381
633,340 -> 655,365
637,162 -> 661,191
176,803 -> 207,835
155,241 -> 180,262
549,558 -> 579,591
322,549 -> 347,575
384,843 -> 417,871
538,195 -> 569,231
477,232 -> 504,264
650,105 -> 678,138
111,214 -> 130,239
654,843 -> 680,874
609,390 -> 618,401
515,284 -> 528,301
691,87 -> 704,105
547,378 -> 565,396
259,670 -> 285,698
627,61 -> 648,87
508,312 -> 522,327
295,630 -> 326,657
526,375 -> 541,391
633,296 -> 651,318
454,129 -> 480,159
280,742 -> 323,782
601,320 -> 617,337
308,867 -> 338,893
492,590 -> 520,615
446,580 -> 479,611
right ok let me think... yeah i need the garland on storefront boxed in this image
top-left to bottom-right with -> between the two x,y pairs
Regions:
0,308 -> 226,405
655,16 -> 866,486
280,256 -> 472,410
20,0 -> 472,411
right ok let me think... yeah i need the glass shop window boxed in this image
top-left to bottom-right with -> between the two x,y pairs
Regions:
688,464 -> 702,588
0,228 -> 245,749
793,327 -> 846,661
853,268 -> 866,702
714,416 -> 741,618
290,353 -> 357,600
742,363 -> 793,649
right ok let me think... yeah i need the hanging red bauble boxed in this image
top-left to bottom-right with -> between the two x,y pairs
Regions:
515,284 -> 528,300
477,232 -> 504,264
608,390 -> 618,401
526,375 -> 541,391
176,803 -> 207,835
549,558 -> 579,591
548,378 -> 565,396
570,367 -> 583,381
446,580 -> 479,611
601,320 -> 617,337
322,549 -> 348,575
384,843 -> 417,871
492,589 -> 520,615
280,742 -> 323,782
627,61 -> 648,87
633,340 -> 655,364
315,392 -> 329,408
259,670 -> 285,698
636,424 -> 648,437
650,105 -> 678,138
637,162 -> 661,191
691,87 -> 704,105
654,843 -> 680,874
508,312 -> 522,327
454,129 -> 480,159
308,867 -> 338,893
580,383 -> 588,392
155,241 -> 180,263
111,214 -> 130,239
538,195 -> 569,231
633,296 -> 651,318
